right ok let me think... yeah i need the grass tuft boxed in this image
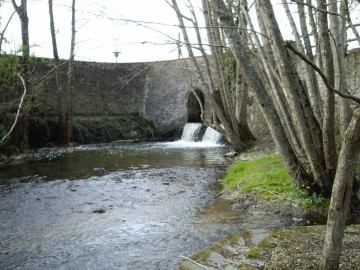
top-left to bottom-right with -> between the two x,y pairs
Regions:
223,154 -> 329,210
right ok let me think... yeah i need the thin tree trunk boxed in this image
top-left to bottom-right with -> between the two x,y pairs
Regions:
169,0 -> 253,151
211,0 -> 313,184
203,0 -> 239,136
329,0 -> 352,137
320,108 -> 360,269
318,0 -> 338,180
65,0 -> 76,143
48,0 -> 58,61
296,0 -> 323,125
256,0 -> 331,194
10,0 -> 30,148
48,0 -> 65,144
0,10 -> 16,52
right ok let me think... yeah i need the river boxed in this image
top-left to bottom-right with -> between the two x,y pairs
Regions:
0,139 -> 292,269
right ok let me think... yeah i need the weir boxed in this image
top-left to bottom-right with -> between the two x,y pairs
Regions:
181,123 -> 223,144
181,123 -> 204,142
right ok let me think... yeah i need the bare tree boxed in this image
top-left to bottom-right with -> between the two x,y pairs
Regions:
10,0 -> 31,148
64,0 -> 76,144
48,0 -> 68,144
168,0 -> 255,152
181,0 -> 359,268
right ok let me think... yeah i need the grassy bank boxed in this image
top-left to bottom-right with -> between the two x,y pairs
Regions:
223,154 -> 329,211
178,153 -> 360,270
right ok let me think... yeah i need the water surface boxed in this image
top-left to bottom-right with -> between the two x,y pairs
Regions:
0,141 -> 291,269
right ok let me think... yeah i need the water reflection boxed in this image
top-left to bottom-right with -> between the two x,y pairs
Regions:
0,142 -> 229,182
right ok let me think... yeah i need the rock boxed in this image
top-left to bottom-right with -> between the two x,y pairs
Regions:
179,260 -> 209,270
207,251 -> 227,266
242,259 -> 266,269
222,244 -> 239,255
92,208 -> 106,214
238,237 -> 246,246
224,151 -> 239,158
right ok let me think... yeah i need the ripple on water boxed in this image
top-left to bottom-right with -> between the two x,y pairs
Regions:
1,163 -> 232,269
0,142 -> 291,270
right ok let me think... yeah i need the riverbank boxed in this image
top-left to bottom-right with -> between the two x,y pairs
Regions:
179,223 -> 360,270
178,147 -> 360,270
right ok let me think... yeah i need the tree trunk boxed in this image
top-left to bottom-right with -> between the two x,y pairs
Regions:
65,0 -> 76,144
210,0 -> 313,185
256,0 -> 331,194
320,108 -> 360,269
169,0 -> 254,152
241,3 -> 306,162
296,0 -> 323,125
48,0 -> 66,145
10,0 -> 30,149
318,0 -> 338,180
329,0 -> 352,137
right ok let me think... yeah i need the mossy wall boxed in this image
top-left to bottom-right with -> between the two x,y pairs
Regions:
2,49 -> 359,148
27,115 -> 155,148
32,59 -> 195,137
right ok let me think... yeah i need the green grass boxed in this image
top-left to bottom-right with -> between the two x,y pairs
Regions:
223,154 -> 329,210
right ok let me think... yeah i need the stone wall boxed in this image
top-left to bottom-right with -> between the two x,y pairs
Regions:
4,49 -> 360,140
346,48 -> 360,98
34,58 -> 196,137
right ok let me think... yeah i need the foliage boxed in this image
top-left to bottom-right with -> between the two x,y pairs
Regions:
0,54 -> 22,95
223,155 -> 329,210
0,124 -> 16,156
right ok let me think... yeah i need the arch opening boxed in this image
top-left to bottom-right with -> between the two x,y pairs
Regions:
187,89 -> 204,123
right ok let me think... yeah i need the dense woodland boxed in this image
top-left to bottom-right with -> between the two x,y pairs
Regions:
1,0 -> 360,269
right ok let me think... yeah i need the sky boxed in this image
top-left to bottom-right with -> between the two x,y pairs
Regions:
1,0 -> 186,63
1,0 -> 359,63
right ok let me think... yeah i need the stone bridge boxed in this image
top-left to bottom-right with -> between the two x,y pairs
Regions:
30,48 -> 360,137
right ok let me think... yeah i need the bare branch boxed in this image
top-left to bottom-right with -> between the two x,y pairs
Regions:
292,0 -> 360,44
33,59 -> 69,86
1,73 -> 27,142
284,41 -> 360,104
345,4 -> 360,45
0,10 -> 16,52
290,0 -> 345,18
179,255 -> 208,269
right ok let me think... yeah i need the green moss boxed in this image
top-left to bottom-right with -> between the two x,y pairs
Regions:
177,266 -> 191,270
246,235 -> 277,260
223,154 -> 329,210
187,232 -> 252,265
72,116 -> 155,144
239,264 -> 259,270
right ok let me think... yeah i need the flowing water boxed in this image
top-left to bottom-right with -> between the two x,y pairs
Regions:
0,130 -> 294,270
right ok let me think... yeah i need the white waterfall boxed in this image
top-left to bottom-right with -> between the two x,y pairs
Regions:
202,126 -> 223,144
181,123 -> 203,142
178,123 -> 224,146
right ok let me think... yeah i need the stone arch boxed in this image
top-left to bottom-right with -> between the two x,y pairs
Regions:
187,89 -> 204,122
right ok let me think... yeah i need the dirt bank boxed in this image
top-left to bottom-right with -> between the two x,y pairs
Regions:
178,191 -> 360,270
178,145 -> 360,270
179,221 -> 360,270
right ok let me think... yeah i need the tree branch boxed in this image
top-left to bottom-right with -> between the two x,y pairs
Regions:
284,41 -> 360,104
1,73 -> 27,142
33,59 -> 69,86
290,0 -> 345,18
0,10 -> 16,52
179,256 -> 208,269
